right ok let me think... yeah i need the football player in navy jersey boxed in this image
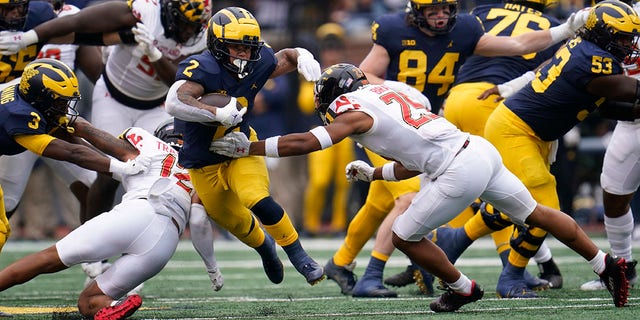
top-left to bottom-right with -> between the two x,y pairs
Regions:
0,59 -> 149,253
426,0 -> 566,297
476,0 -> 640,299
324,0 -> 589,298
165,7 -> 326,286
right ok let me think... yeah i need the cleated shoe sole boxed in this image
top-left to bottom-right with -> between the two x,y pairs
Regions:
94,294 -> 142,320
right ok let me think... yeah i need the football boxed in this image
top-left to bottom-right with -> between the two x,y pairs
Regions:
198,93 -> 242,126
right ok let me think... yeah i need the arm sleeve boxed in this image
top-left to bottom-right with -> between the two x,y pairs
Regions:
165,80 -> 217,122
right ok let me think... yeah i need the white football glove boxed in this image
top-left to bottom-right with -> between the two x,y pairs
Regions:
345,160 -> 375,183
497,71 -> 536,99
0,30 -> 38,55
568,7 -> 590,33
214,97 -> 247,127
109,155 -> 152,176
132,22 -> 162,62
209,132 -> 251,158
208,269 -> 224,292
295,47 -> 321,81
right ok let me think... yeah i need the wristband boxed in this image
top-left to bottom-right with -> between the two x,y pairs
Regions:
265,136 -> 280,157
22,30 -> 39,46
381,162 -> 398,181
108,158 -> 124,174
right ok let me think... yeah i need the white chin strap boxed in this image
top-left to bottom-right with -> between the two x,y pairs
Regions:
233,59 -> 249,79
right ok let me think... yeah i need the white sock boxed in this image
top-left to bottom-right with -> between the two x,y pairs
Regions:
533,241 -> 552,263
589,250 -> 607,275
604,210 -> 634,261
447,273 -> 472,295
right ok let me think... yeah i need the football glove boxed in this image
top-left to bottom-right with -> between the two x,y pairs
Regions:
109,155 -> 151,176
345,160 -> 375,182
295,47 -> 321,81
132,22 -> 162,62
208,268 -> 224,292
214,97 -> 247,127
209,132 -> 251,158
0,30 -> 38,55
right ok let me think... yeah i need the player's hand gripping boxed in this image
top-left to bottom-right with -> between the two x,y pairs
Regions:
345,160 -> 375,182
132,22 -> 162,62
0,30 -> 38,55
109,155 -> 152,176
214,97 -> 247,127
209,132 -> 251,158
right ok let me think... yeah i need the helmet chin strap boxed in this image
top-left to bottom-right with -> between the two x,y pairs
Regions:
233,59 -> 249,79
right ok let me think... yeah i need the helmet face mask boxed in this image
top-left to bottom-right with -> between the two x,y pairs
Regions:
0,0 -> 28,31
581,0 -> 640,63
314,63 -> 369,125
154,118 -> 183,151
407,0 -> 458,35
18,58 -> 81,128
207,7 -> 264,78
161,0 -> 208,45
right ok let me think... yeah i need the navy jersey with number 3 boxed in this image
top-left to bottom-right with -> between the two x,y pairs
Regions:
372,11 -> 484,113
0,85 -> 53,155
505,36 -> 623,141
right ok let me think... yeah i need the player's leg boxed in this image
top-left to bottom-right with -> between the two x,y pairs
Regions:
228,147 -> 324,285
582,122 -> 639,290
188,165 -> 284,285
325,179 -> 394,295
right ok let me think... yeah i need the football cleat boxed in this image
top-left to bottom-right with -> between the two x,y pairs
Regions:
259,234 -> 284,284
94,294 -> 142,320
581,259 -> 637,291
351,275 -> 398,298
413,266 -> 435,296
496,263 -> 538,298
324,258 -> 357,294
384,265 -> 415,288
429,280 -> 484,312
208,268 -> 224,291
537,258 -> 563,289
293,256 -> 325,285
500,250 -> 549,291
597,254 -> 630,307
82,261 -> 112,288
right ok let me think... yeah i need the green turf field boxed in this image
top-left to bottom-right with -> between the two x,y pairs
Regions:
0,236 -> 638,319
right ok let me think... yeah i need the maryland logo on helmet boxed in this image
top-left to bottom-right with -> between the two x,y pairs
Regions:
178,0 -> 207,24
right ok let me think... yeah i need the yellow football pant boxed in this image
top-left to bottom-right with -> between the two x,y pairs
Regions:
0,185 -> 9,253
485,103 -> 561,267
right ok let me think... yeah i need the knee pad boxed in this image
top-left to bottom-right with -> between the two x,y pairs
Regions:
509,225 -> 547,259
251,197 -> 285,225
479,202 -> 513,231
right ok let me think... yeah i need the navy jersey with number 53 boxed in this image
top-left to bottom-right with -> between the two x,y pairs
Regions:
174,46 -> 277,168
372,11 -> 485,114
505,36 -> 623,141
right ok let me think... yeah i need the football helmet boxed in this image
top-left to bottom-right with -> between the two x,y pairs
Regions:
504,0 -> 558,12
581,0 -> 640,63
154,118 -> 183,151
18,58 -> 81,127
314,63 -> 369,125
0,0 -> 28,31
407,0 -> 457,35
207,7 -> 264,78
160,0 -> 208,45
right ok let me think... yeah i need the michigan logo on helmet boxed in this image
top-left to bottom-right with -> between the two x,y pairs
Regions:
581,0 -> 640,63
154,118 -> 183,151
407,0 -> 458,35
18,58 -> 81,128
314,63 -> 369,125
161,0 -> 208,45
207,6 -> 264,78
505,0 -> 558,12
0,0 -> 29,30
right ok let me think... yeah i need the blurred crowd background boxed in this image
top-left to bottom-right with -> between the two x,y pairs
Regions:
11,0 -> 639,241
